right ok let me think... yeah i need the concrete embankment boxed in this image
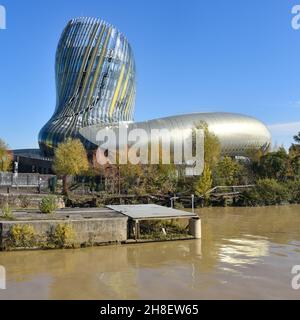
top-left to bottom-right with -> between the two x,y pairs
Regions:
0,193 -> 65,209
0,206 -> 201,251
0,208 -> 128,251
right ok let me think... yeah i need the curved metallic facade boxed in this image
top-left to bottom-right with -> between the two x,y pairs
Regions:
39,17 -> 136,156
39,17 -> 272,159
80,112 -> 272,156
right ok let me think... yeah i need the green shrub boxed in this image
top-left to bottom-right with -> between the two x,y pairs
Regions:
49,224 -> 76,248
174,201 -> 185,209
39,196 -> 58,214
18,195 -> 31,209
1,204 -> 15,220
95,194 -> 108,208
64,194 -> 97,208
285,180 -> 300,204
240,178 -> 289,206
9,224 -> 36,248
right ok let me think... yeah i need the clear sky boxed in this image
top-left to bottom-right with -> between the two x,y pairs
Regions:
0,0 -> 299,149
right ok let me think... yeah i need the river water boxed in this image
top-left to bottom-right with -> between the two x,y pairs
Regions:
0,205 -> 300,300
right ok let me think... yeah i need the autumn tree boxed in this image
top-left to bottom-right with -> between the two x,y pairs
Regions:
194,165 -> 213,198
53,139 -> 89,194
195,121 -> 221,169
0,139 -> 12,172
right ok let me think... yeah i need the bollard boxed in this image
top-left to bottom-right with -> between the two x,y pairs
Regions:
189,217 -> 201,239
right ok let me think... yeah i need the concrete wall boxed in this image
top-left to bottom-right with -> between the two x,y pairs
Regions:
0,194 -> 65,209
0,217 -> 128,251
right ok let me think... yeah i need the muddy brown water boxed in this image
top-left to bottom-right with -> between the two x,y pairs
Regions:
0,205 -> 300,299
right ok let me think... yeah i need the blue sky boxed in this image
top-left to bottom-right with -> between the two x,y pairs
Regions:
0,0 -> 299,149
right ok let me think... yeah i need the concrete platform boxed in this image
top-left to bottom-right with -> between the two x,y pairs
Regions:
107,204 -> 197,220
0,208 -> 128,250
5,207 -> 124,221
0,205 -> 201,251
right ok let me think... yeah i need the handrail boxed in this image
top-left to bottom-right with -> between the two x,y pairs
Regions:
204,185 -> 255,196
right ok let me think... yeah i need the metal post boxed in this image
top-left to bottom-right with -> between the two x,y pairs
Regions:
191,194 -> 195,214
135,220 -> 140,240
170,196 -> 179,209
137,221 -> 140,239
118,165 -> 121,196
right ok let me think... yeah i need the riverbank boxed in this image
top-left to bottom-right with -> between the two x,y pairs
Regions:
0,208 -> 128,251
2,177 -> 300,212
0,205 -> 198,251
1,205 -> 299,300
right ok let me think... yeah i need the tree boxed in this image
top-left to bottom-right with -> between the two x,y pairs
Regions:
195,121 -> 221,169
148,164 -> 178,194
289,134 -> 300,180
194,165 -> 213,198
53,139 -> 89,194
246,146 -> 267,163
0,139 -> 12,172
101,162 -> 178,195
290,155 -> 300,180
213,156 -> 242,186
257,147 -> 290,182
293,132 -> 300,144
240,178 -> 289,206
290,132 -> 300,159
135,164 -> 177,195
119,163 -> 143,194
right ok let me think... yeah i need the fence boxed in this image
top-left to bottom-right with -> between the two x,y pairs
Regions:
0,172 -> 55,188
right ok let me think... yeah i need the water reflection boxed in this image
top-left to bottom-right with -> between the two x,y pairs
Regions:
0,205 -> 300,299
219,237 -> 269,266
0,240 -> 204,300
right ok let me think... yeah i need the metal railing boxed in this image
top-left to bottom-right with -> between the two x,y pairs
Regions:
204,185 -> 255,196
170,185 -> 255,210
0,172 -> 55,188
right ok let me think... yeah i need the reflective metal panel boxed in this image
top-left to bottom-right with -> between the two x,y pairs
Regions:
39,17 -> 136,156
80,112 -> 272,157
